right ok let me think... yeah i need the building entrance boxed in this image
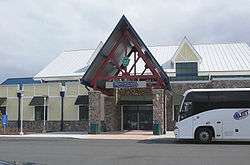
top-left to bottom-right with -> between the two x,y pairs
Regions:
123,105 -> 153,130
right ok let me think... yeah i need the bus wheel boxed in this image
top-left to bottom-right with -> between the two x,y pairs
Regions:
195,128 -> 213,144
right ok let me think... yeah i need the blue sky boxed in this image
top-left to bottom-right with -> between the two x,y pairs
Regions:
0,0 -> 250,83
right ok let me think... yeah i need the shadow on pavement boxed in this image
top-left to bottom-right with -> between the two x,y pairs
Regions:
139,138 -> 250,145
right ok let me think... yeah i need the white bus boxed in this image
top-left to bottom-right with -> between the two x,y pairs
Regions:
174,88 -> 250,143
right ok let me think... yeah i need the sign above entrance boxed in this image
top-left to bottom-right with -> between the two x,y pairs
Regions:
106,81 -> 146,89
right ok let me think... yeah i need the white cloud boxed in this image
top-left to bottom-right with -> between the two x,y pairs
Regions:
0,0 -> 250,82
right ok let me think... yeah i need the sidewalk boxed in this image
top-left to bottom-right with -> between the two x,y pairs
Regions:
0,131 -> 175,140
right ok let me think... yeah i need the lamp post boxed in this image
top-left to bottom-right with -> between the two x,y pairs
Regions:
60,85 -> 65,132
17,89 -> 24,135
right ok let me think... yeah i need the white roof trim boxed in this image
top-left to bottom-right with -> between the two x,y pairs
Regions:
171,36 -> 202,63
34,76 -> 82,82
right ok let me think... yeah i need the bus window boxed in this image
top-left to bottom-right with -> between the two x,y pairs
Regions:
180,91 -> 250,121
179,102 -> 192,121
184,102 -> 192,112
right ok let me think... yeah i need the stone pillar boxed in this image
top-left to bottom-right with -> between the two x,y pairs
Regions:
152,89 -> 165,135
165,90 -> 173,131
88,90 -> 102,133
104,96 -> 120,131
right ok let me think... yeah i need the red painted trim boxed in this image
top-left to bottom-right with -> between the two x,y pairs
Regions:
91,34 -> 125,87
90,29 -> 166,91
100,89 -> 113,96
111,60 -> 126,75
128,54 -> 140,74
134,51 -> 136,75
100,75 -> 156,81
126,33 -> 165,87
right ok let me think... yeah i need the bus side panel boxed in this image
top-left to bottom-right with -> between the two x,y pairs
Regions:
175,118 -> 194,139
191,109 -> 250,140
223,109 -> 250,139
192,110 -> 224,139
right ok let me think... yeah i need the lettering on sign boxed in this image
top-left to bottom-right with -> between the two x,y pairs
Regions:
105,81 -> 146,89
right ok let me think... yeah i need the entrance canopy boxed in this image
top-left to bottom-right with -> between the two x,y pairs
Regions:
29,96 -> 48,106
75,95 -> 89,105
81,15 -> 171,93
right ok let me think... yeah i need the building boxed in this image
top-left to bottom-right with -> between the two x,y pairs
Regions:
1,16 -> 250,134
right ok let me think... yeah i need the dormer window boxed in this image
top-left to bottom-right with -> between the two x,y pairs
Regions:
171,37 -> 201,81
176,62 -> 198,80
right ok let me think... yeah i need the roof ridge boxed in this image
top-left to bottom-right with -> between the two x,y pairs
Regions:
4,77 -> 35,80
193,42 -> 246,46
148,42 -> 247,48
148,44 -> 179,47
62,42 -> 248,52
63,48 -> 95,52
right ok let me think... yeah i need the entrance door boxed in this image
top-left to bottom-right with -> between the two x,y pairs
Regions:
138,106 -> 153,130
123,106 -> 138,130
123,105 -> 152,130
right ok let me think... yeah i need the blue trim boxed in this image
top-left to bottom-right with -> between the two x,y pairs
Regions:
1,77 -> 40,85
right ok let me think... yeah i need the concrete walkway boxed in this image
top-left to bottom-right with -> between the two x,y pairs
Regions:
0,131 -> 175,140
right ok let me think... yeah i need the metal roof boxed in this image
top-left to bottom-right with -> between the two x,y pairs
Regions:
34,42 -> 250,81
1,77 -> 40,85
155,42 -> 250,74
34,42 -> 103,81
33,20 -> 250,82
81,15 -> 170,90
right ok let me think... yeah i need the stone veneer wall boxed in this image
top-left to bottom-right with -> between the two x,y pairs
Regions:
165,90 -> 173,131
4,121 -> 88,133
166,80 -> 250,131
104,96 -> 120,131
88,90 -> 102,127
101,88 -> 153,132
152,89 -> 165,134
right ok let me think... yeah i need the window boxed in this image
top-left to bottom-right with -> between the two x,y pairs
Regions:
183,91 -> 250,118
35,106 -> 47,121
176,62 -> 198,80
79,105 -> 89,121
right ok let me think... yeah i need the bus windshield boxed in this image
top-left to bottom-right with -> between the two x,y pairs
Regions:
179,101 -> 192,121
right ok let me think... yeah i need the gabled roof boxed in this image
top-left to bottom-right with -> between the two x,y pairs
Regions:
161,42 -> 250,73
171,37 -> 202,63
1,77 -> 40,85
34,42 -> 103,81
34,41 -> 250,81
81,15 -> 171,90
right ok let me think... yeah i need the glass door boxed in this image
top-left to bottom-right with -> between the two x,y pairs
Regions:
123,105 -> 153,130
123,106 -> 138,130
139,106 -> 153,130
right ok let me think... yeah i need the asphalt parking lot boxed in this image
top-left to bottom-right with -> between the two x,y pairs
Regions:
0,138 -> 250,165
